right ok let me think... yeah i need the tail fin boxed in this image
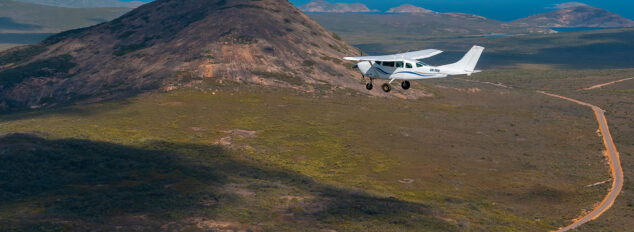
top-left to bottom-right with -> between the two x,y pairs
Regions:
440,45 -> 484,74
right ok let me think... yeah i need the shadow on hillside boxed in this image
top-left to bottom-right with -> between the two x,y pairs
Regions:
0,133 -> 450,230
0,97 -> 137,123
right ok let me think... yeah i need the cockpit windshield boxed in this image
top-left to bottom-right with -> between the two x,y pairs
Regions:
416,62 -> 427,67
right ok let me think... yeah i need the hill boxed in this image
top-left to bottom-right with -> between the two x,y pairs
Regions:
298,0 -> 376,13
308,13 -> 553,40
0,0 -> 376,111
0,0 -> 131,33
513,5 -> 634,28
14,0 -> 145,8
386,4 -> 434,14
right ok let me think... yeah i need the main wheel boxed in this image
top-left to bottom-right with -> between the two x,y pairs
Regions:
401,81 -> 411,90
381,83 -> 391,93
366,83 -> 373,90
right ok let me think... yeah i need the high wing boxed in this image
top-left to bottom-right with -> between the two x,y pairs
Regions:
343,49 -> 443,62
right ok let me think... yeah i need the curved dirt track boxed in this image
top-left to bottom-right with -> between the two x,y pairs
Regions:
538,91 -> 623,232
583,77 -> 634,90
456,78 -> 624,231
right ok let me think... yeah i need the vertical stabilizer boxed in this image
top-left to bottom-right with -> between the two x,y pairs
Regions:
440,45 -> 484,74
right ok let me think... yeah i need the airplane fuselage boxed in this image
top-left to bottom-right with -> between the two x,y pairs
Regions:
356,60 -> 449,80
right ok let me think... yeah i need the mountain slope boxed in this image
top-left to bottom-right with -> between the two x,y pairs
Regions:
14,0 -> 145,8
0,0 -> 132,33
299,0 -> 376,13
514,5 -> 634,28
0,0 -> 368,111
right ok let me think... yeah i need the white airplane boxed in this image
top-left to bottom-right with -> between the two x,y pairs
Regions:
344,45 -> 485,92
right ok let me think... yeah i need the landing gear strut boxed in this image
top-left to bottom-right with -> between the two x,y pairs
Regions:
363,76 -> 373,90
401,81 -> 411,90
381,83 -> 391,93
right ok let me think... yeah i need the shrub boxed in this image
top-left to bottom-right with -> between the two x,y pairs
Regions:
302,60 -> 315,67
0,55 -> 76,89
251,71 -> 303,85
0,45 -> 47,66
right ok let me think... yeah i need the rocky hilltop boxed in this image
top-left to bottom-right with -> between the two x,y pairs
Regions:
0,0 -> 369,111
514,5 -> 634,28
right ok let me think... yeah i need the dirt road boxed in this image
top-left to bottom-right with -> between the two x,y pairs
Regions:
583,77 -> 634,90
538,91 -> 623,232
456,78 -> 624,231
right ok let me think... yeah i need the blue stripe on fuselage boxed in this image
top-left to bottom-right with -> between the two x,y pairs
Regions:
395,71 -> 433,77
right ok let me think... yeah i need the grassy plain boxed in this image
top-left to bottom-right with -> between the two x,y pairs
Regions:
476,69 -> 634,231
0,76 -> 614,231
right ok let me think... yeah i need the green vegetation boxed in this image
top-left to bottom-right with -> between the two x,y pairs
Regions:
302,60 -> 315,67
251,71 -> 304,85
0,74 -> 616,230
320,56 -> 342,64
0,44 -> 46,66
113,36 -> 160,56
476,68 -> 634,232
113,42 -> 148,56
331,32 -> 342,41
0,54 -> 75,89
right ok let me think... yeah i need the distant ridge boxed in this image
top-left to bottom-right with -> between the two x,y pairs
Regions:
0,0 -> 132,33
299,0 -> 377,13
14,0 -> 145,8
514,5 -> 634,28
386,4 -> 434,14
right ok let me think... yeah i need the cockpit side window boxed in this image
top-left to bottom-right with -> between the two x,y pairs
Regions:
406,63 -> 413,69
416,62 -> 426,67
375,61 -> 382,65
383,61 -> 395,67
396,61 -> 404,68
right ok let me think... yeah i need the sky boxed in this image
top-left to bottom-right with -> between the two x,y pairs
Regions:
287,0 -> 634,21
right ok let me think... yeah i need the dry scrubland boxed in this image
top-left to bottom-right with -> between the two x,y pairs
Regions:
477,69 -> 634,231
1,71 -> 623,231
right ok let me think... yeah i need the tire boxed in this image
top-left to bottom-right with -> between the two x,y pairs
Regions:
401,81 -> 410,90
366,83 -> 373,90
381,83 -> 391,93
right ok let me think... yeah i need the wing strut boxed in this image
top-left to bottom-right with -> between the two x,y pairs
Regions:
368,61 -> 381,78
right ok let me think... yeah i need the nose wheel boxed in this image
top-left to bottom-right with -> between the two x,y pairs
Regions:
366,82 -> 373,90
401,81 -> 410,90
